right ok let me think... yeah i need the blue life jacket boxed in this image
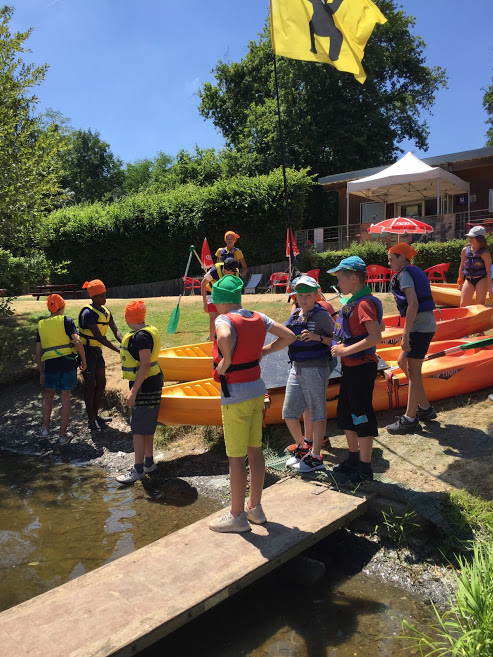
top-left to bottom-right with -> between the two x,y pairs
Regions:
219,247 -> 239,262
463,245 -> 487,278
333,295 -> 383,360
286,305 -> 331,363
391,266 -> 435,317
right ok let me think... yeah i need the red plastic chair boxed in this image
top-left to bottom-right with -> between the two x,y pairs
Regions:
366,265 -> 392,292
304,269 -> 320,283
183,277 -> 201,295
270,272 -> 288,293
424,263 -> 450,283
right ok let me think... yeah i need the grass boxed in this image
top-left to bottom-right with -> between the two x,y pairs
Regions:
441,490 -> 493,547
401,541 -> 493,656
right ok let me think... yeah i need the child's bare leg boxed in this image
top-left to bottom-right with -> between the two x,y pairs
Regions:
229,456 -> 247,517
285,418 -> 304,445
303,409 -> 313,441
247,446 -> 264,508
59,389 -> 71,436
358,436 -> 373,464
144,435 -> 154,459
311,419 -> 326,456
42,388 -> 55,431
345,429 -> 360,453
132,434 -> 146,464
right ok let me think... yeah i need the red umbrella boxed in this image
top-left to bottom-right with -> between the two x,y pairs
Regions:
367,217 -> 433,242
368,217 -> 433,235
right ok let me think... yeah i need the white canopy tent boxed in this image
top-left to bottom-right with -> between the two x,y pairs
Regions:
345,151 -> 470,239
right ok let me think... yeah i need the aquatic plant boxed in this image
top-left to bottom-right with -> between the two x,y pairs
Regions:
401,541 -> 493,656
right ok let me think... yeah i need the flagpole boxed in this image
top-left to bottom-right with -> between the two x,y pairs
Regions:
272,52 -> 295,281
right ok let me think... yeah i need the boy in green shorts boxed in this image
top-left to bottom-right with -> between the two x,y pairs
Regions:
208,276 -> 295,533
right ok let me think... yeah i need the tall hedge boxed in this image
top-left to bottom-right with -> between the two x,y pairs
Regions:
41,168 -> 313,287
299,238 -> 493,291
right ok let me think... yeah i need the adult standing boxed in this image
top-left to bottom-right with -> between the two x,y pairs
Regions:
386,244 -> 437,434
78,279 -> 122,430
215,231 -> 248,279
457,226 -> 492,307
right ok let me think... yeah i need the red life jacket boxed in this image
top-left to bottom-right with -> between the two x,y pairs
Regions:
212,312 -> 266,395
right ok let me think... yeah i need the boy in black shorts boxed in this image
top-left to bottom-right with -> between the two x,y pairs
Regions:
328,257 -> 383,484
386,243 -> 437,433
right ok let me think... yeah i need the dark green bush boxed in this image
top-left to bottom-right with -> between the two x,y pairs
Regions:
41,168 -> 313,287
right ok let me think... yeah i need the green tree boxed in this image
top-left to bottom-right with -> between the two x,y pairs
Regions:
0,6 -> 63,251
123,158 -> 154,194
59,128 -> 124,204
483,73 -> 493,147
198,1 -> 447,182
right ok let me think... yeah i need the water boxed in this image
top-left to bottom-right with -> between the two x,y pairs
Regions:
0,453 -> 435,655
0,451 -> 221,612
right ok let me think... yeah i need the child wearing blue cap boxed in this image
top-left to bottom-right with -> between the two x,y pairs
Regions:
328,256 -> 383,484
283,275 -> 336,473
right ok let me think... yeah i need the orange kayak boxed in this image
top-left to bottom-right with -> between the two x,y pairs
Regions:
431,284 -> 492,308
158,338 -> 493,426
158,305 -> 493,381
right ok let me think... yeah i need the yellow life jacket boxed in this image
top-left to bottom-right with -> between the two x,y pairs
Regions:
205,262 -> 240,293
38,315 -> 77,362
120,325 -> 162,381
78,304 -> 111,347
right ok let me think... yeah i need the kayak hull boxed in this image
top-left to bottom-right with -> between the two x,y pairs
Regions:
158,305 -> 493,381
158,339 -> 493,426
430,284 -> 492,308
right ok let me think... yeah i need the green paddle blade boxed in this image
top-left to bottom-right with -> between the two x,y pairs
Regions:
167,304 -> 180,334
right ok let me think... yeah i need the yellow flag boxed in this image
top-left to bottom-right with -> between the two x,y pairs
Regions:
270,0 -> 387,83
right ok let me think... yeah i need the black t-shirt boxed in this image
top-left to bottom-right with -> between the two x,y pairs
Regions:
127,330 -> 163,393
37,317 -> 78,374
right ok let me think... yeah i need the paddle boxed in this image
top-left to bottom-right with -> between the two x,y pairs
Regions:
388,335 -> 493,372
193,249 -> 208,273
167,245 -> 195,335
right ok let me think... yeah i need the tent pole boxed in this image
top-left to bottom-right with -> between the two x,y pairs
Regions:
437,176 -> 440,219
346,187 -> 349,243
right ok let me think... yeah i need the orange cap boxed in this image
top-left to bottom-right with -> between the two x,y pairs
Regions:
124,300 -> 146,324
82,279 -> 106,297
388,243 -> 417,261
47,294 -> 65,313
224,231 -> 239,240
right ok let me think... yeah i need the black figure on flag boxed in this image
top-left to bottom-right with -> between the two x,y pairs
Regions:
307,0 -> 345,61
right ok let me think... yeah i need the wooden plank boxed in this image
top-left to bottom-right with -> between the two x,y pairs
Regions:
0,479 -> 366,657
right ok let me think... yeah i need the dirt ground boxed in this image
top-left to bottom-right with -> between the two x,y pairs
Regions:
3,293 -> 493,502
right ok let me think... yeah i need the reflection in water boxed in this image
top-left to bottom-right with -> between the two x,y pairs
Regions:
0,452 -> 221,612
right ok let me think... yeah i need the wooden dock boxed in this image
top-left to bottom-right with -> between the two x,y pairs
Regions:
0,478 -> 367,657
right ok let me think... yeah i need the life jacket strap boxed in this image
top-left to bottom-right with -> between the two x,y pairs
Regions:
42,343 -> 72,354
121,360 -> 159,374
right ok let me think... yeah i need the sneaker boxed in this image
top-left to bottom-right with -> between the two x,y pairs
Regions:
96,417 -> 109,430
333,455 -> 359,473
59,433 -> 73,446
416,405 -> 437,421
292,453 -> 325,473
286,436 -> 331,453
88,423 -> 99,431
286,444 -> 310,467
97,415 -> 112,423
209,510 -> 251,533
39,428 -> 49,438
348,467 -> 373,485
116,467 -> 145,484
143,462 -> 157,474
245,502 -> 267,524
386,416 -> 421,434
489,394 -> 493,404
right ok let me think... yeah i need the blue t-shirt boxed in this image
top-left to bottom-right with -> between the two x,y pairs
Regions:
37,317 -> 78,373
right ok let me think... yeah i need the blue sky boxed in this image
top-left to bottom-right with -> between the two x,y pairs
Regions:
10,0 -> 493,168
